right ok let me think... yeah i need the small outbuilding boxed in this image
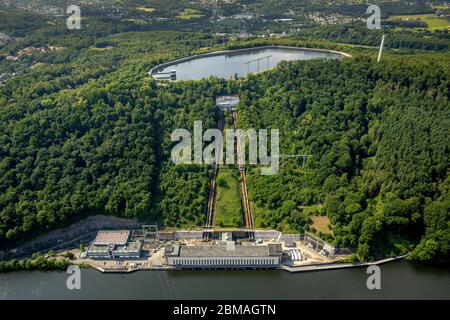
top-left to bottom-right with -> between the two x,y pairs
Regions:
86,230 -> 143,259
216,95 -> 240,110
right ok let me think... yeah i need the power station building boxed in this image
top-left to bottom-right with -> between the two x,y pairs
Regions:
86,230 -> 143,259
164,242 -> 282,269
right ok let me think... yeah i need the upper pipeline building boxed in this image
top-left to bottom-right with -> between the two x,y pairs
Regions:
86,230 -> 143,259
165,241 -> 283,269
216,95 -> 240,111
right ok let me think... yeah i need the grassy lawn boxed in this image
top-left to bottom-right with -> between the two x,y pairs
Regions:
176,8 -> 204,20
214,167 -> 243,228
389,14 -> 450,30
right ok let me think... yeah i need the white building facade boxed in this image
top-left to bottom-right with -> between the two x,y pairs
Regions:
165,243 -> 282,269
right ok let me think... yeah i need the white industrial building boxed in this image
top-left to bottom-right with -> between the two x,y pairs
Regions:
151,70 -> 177,81
165,242 -> 282,269
86,230 -> 143,259
216,95 -> 240,110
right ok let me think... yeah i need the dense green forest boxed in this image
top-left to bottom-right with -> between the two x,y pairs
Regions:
237,55 -> 449,261
298,23 -> 450,51
0,29 -> 225,246
214,167 -> 244,228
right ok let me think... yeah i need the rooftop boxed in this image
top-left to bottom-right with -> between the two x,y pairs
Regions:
93,230 -> 130,246
166,243 -> 282,258
281,234 -> 299,247
88,241 -> 142,253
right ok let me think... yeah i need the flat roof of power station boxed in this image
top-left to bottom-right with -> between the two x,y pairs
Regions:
165,243 -> 282,258
93,230 -> 130,246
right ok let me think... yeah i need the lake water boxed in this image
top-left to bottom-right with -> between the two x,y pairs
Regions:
157,47 -> 343,81
2,47 -> 448,301
1,261 -> 449,299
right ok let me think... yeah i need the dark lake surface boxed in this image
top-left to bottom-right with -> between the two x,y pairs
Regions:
158,47 -> 343,81
1,261 -> 449,299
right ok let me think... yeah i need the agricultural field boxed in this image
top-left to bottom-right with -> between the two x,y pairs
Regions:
389,13 -> 450,30
136,6 -> 156,13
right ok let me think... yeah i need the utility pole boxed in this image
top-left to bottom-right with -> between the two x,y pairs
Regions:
244,55 -> 272,74
377,34 -> 385,63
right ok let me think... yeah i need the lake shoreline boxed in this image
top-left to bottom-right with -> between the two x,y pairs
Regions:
83,254 -> 408,274
149,45 -> 352,78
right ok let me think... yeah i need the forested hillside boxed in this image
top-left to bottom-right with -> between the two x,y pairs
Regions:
0,3 -> 449,263
299,22 -> 449,51
0,30 -> 227,247
238,55 -> 449,261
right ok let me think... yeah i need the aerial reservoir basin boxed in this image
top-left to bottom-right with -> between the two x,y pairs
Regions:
151,46 -> 349,81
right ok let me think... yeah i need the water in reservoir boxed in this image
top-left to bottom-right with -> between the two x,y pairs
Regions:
1,261 -> 449,299
157,47 -> 342,81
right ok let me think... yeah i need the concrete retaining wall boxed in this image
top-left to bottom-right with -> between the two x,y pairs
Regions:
0,215 -> 142,260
